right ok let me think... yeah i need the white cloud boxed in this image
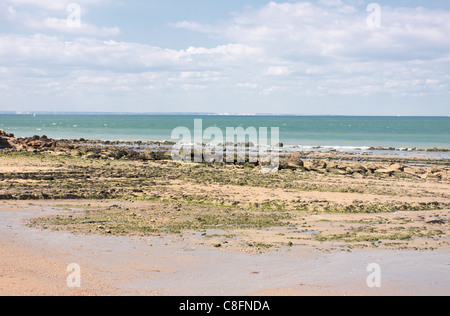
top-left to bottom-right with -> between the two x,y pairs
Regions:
0,33 -> 263,98
1,1 -> 449,113
3,0 -> 119,37
43,17 -> 120,36
237,83 -> 260,89
4,0 -> 103,11
0,34 -> 178,71
319,0 -> 343,6
172,1 -> 450,97
172,21 -> 213,34
265,66 -> 292,76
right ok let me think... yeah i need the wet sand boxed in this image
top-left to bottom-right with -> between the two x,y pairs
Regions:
1,202 -> 448,296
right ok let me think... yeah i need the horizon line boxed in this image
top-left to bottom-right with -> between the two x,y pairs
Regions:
1,111 -> 449,117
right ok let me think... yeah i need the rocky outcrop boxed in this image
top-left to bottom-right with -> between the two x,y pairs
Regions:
0,130 -> 15,149
0,129 -> 14,138
277,154 -> 449,182
374,163 -> 406,175
1,130 -> 58,151
279,156 -> 304,170
12,136 -> 56,152
421,166 -> 448,181
1,129 -> 448,182
0,138 -> 13,149
368,146 -> 449,152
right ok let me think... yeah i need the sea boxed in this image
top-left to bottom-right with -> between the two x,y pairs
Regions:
1,114 -> 449,157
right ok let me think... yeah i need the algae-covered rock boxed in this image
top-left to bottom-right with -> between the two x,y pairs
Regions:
279,156 -> 304,170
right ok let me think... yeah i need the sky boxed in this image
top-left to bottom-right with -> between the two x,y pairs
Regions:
0,0 -> 449,115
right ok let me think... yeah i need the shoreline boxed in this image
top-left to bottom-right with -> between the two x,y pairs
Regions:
1,129 -> 450,163
4,134 -> 450,153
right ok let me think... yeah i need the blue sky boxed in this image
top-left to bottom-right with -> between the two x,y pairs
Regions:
0,0 -> 449,115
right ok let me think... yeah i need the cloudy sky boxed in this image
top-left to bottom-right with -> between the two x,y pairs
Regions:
0,0 -> 449,115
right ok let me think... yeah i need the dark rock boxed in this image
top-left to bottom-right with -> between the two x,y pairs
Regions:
426,219 -> 445,225
0,138 -> 13,149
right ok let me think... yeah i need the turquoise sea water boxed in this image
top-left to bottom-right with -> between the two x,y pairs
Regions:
0,114 -> 449,150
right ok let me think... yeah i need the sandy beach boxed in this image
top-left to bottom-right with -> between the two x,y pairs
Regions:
0,136 -> 449,296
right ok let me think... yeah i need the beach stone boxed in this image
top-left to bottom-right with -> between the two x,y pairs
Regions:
376,163 -> 405,175
0,130 -> 22,151
349,164 -> 368,174
280,156 -> 304,170
426,219 -> 445,225
336,163 -> 352,171
0,138 -> 13,149
403,167 -> 419,177
345,167 -> 354,174
143,150 -> 158,160
105,148 -> 129,160
338,163 -> 369,174
434,171 -> 448,181
325,161 -> 338,169
422,173 -> 442,181
303,161 -> 315,171
15,144 -> 25,151
365,164 -> 379,173
388,163 -> 405,172
85,152 -> 100,159
409,167 -> 426,176
312,160 -> 327,170
429,166 -> 445,174
143,150 -> 172,161
69,149 -> 83,157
